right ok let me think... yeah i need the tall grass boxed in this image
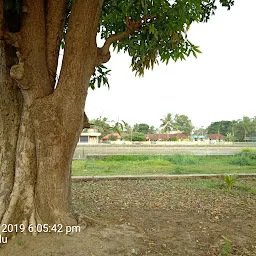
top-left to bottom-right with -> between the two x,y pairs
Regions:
72,153 -> 256,176
167,155 -> 200,165
229,148 -> 256,166
104,155 -> 152,161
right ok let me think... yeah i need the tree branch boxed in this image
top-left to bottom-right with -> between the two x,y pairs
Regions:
95,15 -> 157,66
83,112 -> 91,129
45,0 -> 67,88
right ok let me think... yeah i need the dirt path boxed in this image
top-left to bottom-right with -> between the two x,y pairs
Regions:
1,179 -> 256,256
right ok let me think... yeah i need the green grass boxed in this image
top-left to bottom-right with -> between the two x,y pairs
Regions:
72,154 -> 256,176
183,178 -> 256,195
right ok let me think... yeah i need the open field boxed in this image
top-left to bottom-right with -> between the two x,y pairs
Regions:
72,154 -> 256,176
2,178 -> 256,256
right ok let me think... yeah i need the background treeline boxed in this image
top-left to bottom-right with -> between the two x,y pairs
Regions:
88,114 -> 256,142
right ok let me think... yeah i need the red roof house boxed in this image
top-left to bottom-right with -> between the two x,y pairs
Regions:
207,133 -> 225,140
103,133 -> 122,140
145,133 -> 188,141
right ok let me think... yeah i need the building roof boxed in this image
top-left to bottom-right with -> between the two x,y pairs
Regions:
145,133 -> 188,141
207,133 -> 225,140
191,135 -> 207,139
103,133 -> 122,140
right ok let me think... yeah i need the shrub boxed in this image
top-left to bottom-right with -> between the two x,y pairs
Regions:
104,155 -> 151,162
224,174 -> 238,191
239,148 -> 256,159
167,155 -> 199,165
108,135 -> 119,141
131,132 -> 146,141
229,155 -> 255,166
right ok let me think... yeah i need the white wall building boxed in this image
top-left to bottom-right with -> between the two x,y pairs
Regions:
78,129 -> 101,144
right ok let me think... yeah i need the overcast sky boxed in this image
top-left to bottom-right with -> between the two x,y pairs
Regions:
86,1 -> 256,129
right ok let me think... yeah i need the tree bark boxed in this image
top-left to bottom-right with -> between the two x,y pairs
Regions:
0,0 -> 103,232
0,43 -> 22,221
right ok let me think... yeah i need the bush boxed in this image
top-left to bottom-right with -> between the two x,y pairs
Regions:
132,132 -> 146,141
167,155 -> 199,165
229,155 -> 255,166
224,174 -> 238,190
104,155 -> 151,162
239,148 -> 256,159
108,135 -> 119,141
169,136 -> 178,141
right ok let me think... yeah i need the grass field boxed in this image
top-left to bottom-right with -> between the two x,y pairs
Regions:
72,149 -> 256,176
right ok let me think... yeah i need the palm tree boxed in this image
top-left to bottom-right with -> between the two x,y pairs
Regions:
160,113 -> 172,134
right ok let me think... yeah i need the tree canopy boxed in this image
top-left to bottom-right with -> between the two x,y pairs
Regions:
173,114 -> 194,135
206,117 -> 256,141
89,0 -> 235,88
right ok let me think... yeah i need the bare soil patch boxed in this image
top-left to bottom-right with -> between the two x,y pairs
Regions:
1,179 -> 256,256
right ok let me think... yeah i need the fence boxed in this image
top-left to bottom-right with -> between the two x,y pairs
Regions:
72,143 -> 256,160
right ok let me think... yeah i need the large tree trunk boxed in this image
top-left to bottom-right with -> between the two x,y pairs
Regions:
0,0 -> 103,233
0,43 -> 22,221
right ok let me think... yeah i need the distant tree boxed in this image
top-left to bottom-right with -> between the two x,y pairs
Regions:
108,135 -> 119,141
134,123 -> 150,134
122,121 -> 133,134
206,120 -> 233,136
160,113 -> 172,133
206,117 -> 256,141
169,136 -> 178,141
225,132 -> 234,142
90,116 -> 112,137
234,116 -> 256,141
148,125 -> 156,134
173,114 -> 194,136
131,132 -> 146,141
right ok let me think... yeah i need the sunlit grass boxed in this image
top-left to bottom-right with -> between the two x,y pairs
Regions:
72,154 -> 256,176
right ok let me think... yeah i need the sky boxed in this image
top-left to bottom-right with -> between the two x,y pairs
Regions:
85,1 -> 256,129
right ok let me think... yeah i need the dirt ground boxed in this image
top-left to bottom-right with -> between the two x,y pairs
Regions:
1,179 -> 256,256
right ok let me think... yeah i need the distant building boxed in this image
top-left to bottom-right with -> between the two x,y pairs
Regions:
191,135 -> 207,141
145,133 -> 188,141
78,129 -> 101,144
207,133 -> 225,141
103,133 -> 122,141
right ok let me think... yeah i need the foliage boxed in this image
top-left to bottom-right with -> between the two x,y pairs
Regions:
229,155 -> 256,166
132,132 -> 146,141
221,239 -> 232,256
234,116 -> 256,142
133,123 -> 150,134
224,174 -> 237,191
207,116 -> 256,141
104,155 -> 152,161
173,114 -> 194,136
239,148 -> 256,159
90,116 -> 112,138
108,135 -> 119,141
225,132 -> 234,142
160,113 -> 172,133
148,125 -> 156,134
89,65 -> 111,90
169,136 -> 178,141
93,0 -> 235,88
167,155 -> 199,165
206,120 -> 233,136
